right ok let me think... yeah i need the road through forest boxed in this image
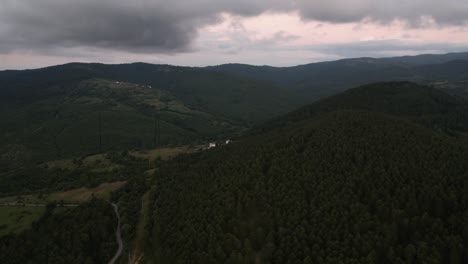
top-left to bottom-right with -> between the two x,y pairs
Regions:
109,203 -> 123,264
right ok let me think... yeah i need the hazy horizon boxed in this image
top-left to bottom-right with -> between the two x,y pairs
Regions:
2,50 -> 468,71
1,1 -> 468,70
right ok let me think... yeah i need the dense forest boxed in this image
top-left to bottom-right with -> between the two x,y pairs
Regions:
0,200 -> 117,264
257,82 -> 468,135
209,53 -> 468,99
2,54 -> 468,164
148,110 -> 468,263
0,65 -> 300,164
5,0 -> 468,260
1,79 -> 468,263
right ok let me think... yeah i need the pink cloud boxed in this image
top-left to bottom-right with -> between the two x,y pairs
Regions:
201,12 -> 468,45
2,12 -> 468,69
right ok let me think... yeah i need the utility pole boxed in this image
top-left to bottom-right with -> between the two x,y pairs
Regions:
153,109 -> 161,148
153,112 -> 157,148
158,110 -> 161,147
98,112 -> 102,153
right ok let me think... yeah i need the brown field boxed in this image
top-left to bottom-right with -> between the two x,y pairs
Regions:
46,153 -> 123,172
131,145 -> 202,162
48,181 -> 127,202
0,181 -> 127,205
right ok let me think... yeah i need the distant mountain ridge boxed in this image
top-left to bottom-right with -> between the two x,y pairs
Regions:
257,81 -> 468,135
382,51 -> 468,65
1,51 -> 468,164
0,63 -> 301,164
2,51 -> 468,104
0,63 -> 300,122
208,51 -> 468,99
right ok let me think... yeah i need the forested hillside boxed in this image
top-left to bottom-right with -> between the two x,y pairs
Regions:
210,52 -> 468,99
1,55 -> 468,264
0,78 -> 237,165
145,83 -> 468,263
2,52 -> 468,165
0,200 -> 117,264
0,64 -> 301,165
257,82 -> 468,135
0,63 -> 300,123
429,81 -> 468,99
148,110 -> 468,263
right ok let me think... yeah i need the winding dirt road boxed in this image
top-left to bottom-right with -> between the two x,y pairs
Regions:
109,203 -> 123,264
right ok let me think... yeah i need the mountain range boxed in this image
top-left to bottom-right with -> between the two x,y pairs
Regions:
1,52 -> 468,164
147,81 -> 468,263
1,51 -> 468,263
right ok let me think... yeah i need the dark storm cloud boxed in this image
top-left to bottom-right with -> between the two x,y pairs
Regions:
0,1 -> 209,53
0,0 -> 467,54
0,0 -> 293,53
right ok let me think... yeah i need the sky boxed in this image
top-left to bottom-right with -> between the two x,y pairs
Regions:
1,0 -> 468,69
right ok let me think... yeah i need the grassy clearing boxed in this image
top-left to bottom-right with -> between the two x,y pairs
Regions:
48,181 -> 126,202
46,153 -> 123,172
0,206 -> 45,237
129,144 -> 205,172
46,144 -> 202,172
0,181 -> 126,205
131,145 -> 203,162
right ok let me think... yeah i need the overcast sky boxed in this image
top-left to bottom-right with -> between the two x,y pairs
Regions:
1,0 -> 468,69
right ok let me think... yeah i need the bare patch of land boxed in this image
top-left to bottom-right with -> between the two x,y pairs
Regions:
130,145 -> 203,162
129,191 -> 151,264
0,181 -> 126,205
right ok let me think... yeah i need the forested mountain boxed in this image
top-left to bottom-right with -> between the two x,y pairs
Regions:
145,82 -> 468,263
258,82 -> 468,134
0,79 -> 234,165
1,54 -> 468,263
2,52 -> 468,165
429,81 -> 468,99
0,63 -> 300,123
382,52 -> 468,66
0,200 -> 117,264
0,64 -> 301,164
209,52 -> 468,99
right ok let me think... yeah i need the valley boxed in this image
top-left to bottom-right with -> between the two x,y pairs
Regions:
1,52 -> 468,263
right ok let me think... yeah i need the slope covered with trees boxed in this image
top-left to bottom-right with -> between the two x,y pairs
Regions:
0,65 -> 301,164
1,53 -> 468,264
258,82 -> 468,135
0,200 -> 117,264
209,52 -> 468,99
2,52 -> 468,165
145,83 -> 468,263
0,63 -> 300,123
0,78 -> 237,164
